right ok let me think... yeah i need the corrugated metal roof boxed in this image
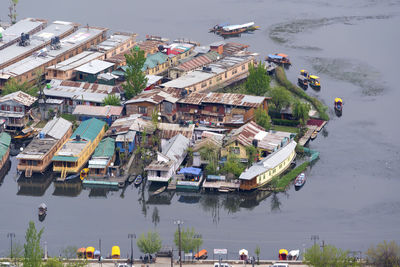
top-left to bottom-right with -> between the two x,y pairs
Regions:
73,105 -> 122,117
92,137 -> 115,158
158,123 -> 194,140
75,59 -> 114,74
106,114 -> 142,135
239,141 -> 297,180
41,117 -> 72,139
176,54 -> 214,72
46,51 -> 104,72
0,91 -> 37,106
142,52 -> 168,71
0,132 -> 11,159
226,121 -> 265,147
202,92 -> 266,107
0,18 -> 46,47
96,34 -> 132,51
162,133 -> 189,162
177,92 -> 206,105
125,89 -> 180,105
71,118 -> 105,142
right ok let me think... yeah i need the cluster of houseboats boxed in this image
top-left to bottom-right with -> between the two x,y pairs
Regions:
0,17 -> 331,198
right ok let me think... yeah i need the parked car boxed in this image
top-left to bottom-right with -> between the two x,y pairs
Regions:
214,263 -> 233,267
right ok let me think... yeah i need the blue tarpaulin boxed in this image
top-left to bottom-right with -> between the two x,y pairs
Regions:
268,54 -> 283,59
178,167 -> 202,176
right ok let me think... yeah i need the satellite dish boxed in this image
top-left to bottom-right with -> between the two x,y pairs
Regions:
20,147 -> 23,152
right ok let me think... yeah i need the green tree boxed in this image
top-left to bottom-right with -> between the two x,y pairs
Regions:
174,227 -> 203,253
254,245 -> 261,264
292,101 -> 311,125
245,145 -> 258,166
244,61 -> 270,96
366,240 -> 400,267
43,258 -> 63,267
2,78 -> 37,96
102,94 -> 121,106
269,86 -> 292,112
6,242 -> 24,259
136,231 -> 162,255
23,221 -> 44,267
303,244 -> 359,267
122,47 -> 148,99
60,246 -> 78,259
8,0 -> 18,24
220,154 -> 245,179
199,144 -> 219,175
254,107 -> 271,131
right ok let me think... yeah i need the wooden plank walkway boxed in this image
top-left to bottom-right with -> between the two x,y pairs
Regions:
298,125 -> 318,146
202,180 -> 240,190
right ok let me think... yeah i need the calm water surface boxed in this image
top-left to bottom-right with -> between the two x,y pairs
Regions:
0,0 -> 400,259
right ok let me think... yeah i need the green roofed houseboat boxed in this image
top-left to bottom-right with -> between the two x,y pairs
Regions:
52,118 -> 106,181
87,137 -> 115,178
0,132 -> 11,170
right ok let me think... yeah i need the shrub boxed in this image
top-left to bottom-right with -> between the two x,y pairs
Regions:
272,118 -> 299,127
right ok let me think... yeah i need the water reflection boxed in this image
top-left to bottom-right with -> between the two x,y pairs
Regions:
147,190 -> 175,205
52,180 -> 82,197
0,159 -> 11,187
151,207 -> 160,226
177,191 -> 201,204
86,187 -> 118,198
17,172 -> 53,197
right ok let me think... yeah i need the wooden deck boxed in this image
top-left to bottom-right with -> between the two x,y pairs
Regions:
298,125 -> 318,146
202,180 -> 240,191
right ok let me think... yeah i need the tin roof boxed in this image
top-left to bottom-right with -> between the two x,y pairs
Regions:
0,18 -> 46,48
71,118 -> 106,142
46,51 -> 104,72
177,92 -> 206,105
92,137 -> 115,158
0,27 -> 106,78
239,141 -> 296,180
137,40 -> 165,54
162,133 -> 189,162
176,52 -> 220,72
0,132 -> 11,159
202,92 -> 267,107
0,21 -> 76,69
44,79 -> 122,103
75,59 -> 114,74
106,114 -> 142,135
0,91 -> 37,106
96,33 -> 135,52
41,117 -> 72,139
125,88 -> 180,105
226,121 -> 266,147
222,42 -> 249,56
158,123 -> 195,140
142,52 -> 168,71
72,105 -> 123,117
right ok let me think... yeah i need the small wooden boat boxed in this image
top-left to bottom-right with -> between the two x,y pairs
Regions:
128,175 -> 135,183
80,168 -> 89,181
209,22 -> 231,33
13,128 -> 37,141
294,173 -> 306,190
334,98 -> 343,115
152,185 -> 166,196
311,131 -> 318,140
134,175 -> 143,186
309,75 -> 321,89
219,27 -> 247,37
298,75 -> 309,89
38,203 -> 47,216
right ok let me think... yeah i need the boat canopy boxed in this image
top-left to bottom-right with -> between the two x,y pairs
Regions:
194,249 -> 207,258
77,247 -> 86,253
309,75 -> 320,79
276,53 -> 288,58
268,54 -> 283,59
239,249 -> 248,256
279,249 -> 288,255
94,250 -> 100,256
39,203 -> 47,209
289,250 -> 300,257
86,247 -> 95,253
112,246 -> 121,258
335,98 -> 343,103
223,22 -> 254,31
178,167 -> 202,176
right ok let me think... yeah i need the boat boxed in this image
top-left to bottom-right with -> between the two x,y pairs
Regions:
112,246 -> 121,259
128,175 -> 135,183
85,247 -> 95,259
279,249 -> 288,260
152,185 -> 167,196
294,173 -> 306,190
288,250 -> 300,260
194,249 -> 208,260
209,22 -> 231,33
13,127 -> 37,141
310,130 -> 318,140
300,69 -> 310,80
309,75 -> 321,89
0,132 -> 11,172
64,173 -> 80,181
176,167 -> 204,191
266,53 -> 291,65
218,22 -> 255,37
38,203 -> 47,215
298,75 -> 309,89
239,249 -> 248,261
334,97 -> 343,115
80,168 -> 89,181
134,174 -> 143,186
77,247 -> 86,259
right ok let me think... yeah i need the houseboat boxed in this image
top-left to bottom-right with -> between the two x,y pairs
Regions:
87,137 -> 115,178
176,167 -> 204,191
0,132 -> 11,171
16,117 -> 73,177
266,53 -> 291,65
52,118 -> 106,181
239,141 -> 297,190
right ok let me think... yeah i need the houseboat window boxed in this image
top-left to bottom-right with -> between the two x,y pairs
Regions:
218,117 -> 223,122
1,105 -> 4,110
201,82 -> 207,88
157,171 -> 161,177
138,106 -> 147,114
6,106 -> 10,111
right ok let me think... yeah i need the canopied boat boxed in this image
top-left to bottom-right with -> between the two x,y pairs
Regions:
218,22 -> 257,36
298,75 -> 309,89
334,98 -> 343,115
266,53 -> 291,65
309,75 -> 321,89
294,173 -> 306,190
279,249 -> 288,260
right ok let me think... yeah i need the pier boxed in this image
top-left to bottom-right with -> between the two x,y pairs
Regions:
298,125 -> 317,146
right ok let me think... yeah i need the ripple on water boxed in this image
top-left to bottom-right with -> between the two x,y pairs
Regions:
307,57 -> 386,96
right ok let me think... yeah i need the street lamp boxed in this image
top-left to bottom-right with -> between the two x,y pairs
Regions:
128,234 -> 136,266
174,220 -> 183,267
7,233 -> 15,260
193,234 -> 202,261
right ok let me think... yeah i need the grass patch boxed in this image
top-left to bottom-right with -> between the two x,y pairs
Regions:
60,113 -> 76,122
272,161 -> 310,192
275,67 -> 329,121
272,125 -> 299,134
35,120 -> 48,128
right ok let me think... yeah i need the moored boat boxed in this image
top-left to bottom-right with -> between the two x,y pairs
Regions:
298,75 -> 309,89
134,174 -> 143,186
176,167 -> 204,191
294,172 -> 306,190
309,75 -> 321,89
266,53 -> 291,65
310,130 -> 318,140
334,98 -> 343,115
80,168 -> 89,181
218,22 -> 256,37
13,127 -> 38,141
0,132 -> 11,172
38,203 -> 47,216
279,249 -> 288,260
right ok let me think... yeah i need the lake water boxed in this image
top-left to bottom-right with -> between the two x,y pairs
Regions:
0,0 -> 400,260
